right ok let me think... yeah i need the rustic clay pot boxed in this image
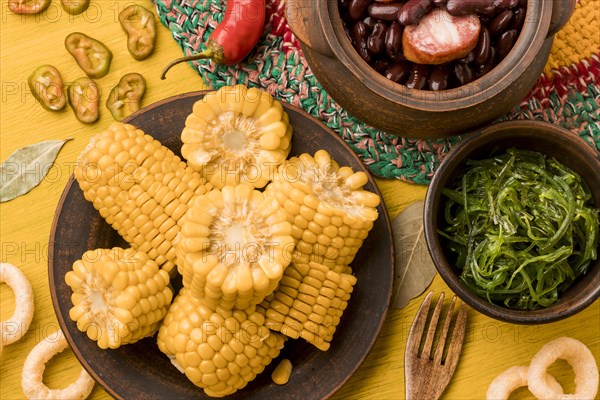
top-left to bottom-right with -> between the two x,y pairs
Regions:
285,0 -> 576,138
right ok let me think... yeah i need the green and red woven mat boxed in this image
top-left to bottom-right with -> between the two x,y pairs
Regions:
155,0 -> 600,185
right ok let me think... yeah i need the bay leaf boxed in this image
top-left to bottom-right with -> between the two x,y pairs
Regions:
0,139 -> 72,202
391,200 -> 437,309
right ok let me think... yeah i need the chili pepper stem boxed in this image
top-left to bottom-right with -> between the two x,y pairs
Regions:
160,51 -> 213,80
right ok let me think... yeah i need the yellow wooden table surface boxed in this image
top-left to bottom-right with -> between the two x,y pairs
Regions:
1,2 -> 598,399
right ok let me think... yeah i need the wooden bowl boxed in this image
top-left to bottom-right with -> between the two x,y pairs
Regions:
48,92 -> 394,399
423,120 -> 600,324
285,0 -> 575,138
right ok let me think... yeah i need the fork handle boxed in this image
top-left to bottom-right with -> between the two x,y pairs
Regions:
405,360 -> 446,400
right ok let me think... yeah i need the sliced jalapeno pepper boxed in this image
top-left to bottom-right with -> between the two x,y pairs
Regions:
67,77 -> 100,124
28,65 -> 67,112
119,5 -> 156,61
60,0 -> 90,15
65,32 -> 113,79
106,73 -> 146,121
8,0 -> 51,14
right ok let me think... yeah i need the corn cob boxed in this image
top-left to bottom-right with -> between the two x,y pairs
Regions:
264,150 -> 380,271
75,122 -> 209,273
65,247 -> 173,350
176,184 -> 295,310
181,85 -> 292,189
157,288 -> 286,397
259,262 -> 356,351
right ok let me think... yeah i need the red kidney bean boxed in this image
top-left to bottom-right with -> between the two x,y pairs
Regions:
349,0 -> 371,20
476,46 -> 496,77
511,7 -> 526,30
496,29 -> 518,60
428,64 -> 451,90
458,51 -> 475,64
398,0 -> 433,25
406,64 -> 430,89
488,9 -> 514,37
368,22 -> 388,54
352,21 -> 374,62
385,61 -> 412,83
340,0 -> 352,8
446,0 -> 518,16
368,2 -> 403,21
352,20 -> 370,48
385,21 -> 404,60
373,59 -> 391,73
453,62 -> 474,85
363,16 -> 379,28
358,46 -> 374,62
474,26 -> 491,65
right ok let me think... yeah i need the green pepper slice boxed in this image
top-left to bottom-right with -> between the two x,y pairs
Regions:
67,77 -> 100,124
60,0 -> 90,15
65,32 -> 113,79
119,5 -> 156,61
8,0 -> 51,14
28,65 -> 67,112
106,73 -> 146,121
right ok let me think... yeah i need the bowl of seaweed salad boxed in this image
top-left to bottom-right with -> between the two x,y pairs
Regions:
425,120 -> 600,324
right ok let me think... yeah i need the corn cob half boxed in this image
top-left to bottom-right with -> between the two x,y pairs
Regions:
75,122 -> 209,273
65,247 -> 173,349
260,262 -> 356,351
157,288 -> 286,397
176,184 -> 295,310
264,150 -> 380,271
181,85 -> 292,189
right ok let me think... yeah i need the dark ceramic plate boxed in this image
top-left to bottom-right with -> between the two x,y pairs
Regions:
48,92 -> 394,400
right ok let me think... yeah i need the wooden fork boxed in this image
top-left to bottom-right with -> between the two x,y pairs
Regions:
404,291 -> 468,400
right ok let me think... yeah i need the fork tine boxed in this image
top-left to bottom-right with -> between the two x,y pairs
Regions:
406,291 -> 433,357
432,295 -> 457,364
443,302 -> 468,369
421,291 -> 445,359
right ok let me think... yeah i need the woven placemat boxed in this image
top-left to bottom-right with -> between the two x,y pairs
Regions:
155,0 -> 599,185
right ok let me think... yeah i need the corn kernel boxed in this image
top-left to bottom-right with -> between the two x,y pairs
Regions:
157,288 -> 286,397
176,185 -> 295,310
260,262 -> 356,351
264,150 -> 380,269
181,86 -> 292,189
65,247 -> 173,350
75,122 -> 209,274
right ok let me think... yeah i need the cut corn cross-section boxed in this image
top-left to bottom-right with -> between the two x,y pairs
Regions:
176,184 -> 295,310
265,150 -> 380,271
259,262 -> 357,351
65,247 -> 173,350
75,122 -> 210,273
181,85 -> 292,189
157,288 -> 286,397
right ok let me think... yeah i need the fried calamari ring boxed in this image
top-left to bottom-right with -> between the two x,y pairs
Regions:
22,330 -> 95,400
528,337 -> 599,400
486,365 -> 563,400
0,262 -> 34,352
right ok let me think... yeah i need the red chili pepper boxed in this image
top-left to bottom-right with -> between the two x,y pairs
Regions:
161,0 -> 266,79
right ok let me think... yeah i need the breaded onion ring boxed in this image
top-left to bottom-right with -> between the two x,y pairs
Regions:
486,365 -> 563,400
528,337 -> 599,400
22,330 -> 95,400
1,262 -> 34,352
